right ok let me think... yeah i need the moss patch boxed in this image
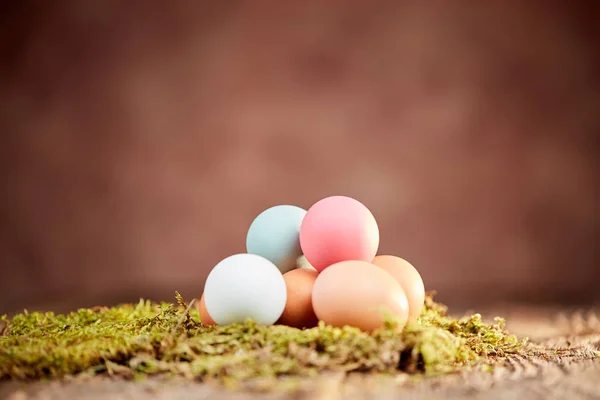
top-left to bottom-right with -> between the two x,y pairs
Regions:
0,292 -> 526,389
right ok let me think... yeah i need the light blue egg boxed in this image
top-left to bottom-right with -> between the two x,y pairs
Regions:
246,205 -> 307,273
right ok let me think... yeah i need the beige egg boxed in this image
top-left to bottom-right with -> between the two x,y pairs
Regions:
372,255 -> 425,321
312,260 -> 409,332
296,255 -> 316,270
277,268 -> 319,328
196,293 -> 216,325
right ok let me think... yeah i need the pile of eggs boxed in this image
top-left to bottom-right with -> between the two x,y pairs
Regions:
198,196 -> 425,332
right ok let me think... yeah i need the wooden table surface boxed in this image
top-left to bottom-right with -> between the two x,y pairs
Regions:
2,305 -> 599,400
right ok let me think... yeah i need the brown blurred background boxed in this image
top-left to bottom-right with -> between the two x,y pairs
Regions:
0,1 -> 598,315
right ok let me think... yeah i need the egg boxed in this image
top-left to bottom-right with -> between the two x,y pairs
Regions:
204,253 -> 287,326
312,260 -> 409,332
246,205 -> 307,273
372,255 -> 425,321
277,268 -> 319,329
300,196 -> 379,272
296,255 -> 316,271
195,294 -> 216,325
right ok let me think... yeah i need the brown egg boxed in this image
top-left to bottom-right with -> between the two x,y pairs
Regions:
195,293 -> 216,325
312,260 -> 409,332
372,255 -> 425,321
277,268 -> 319,328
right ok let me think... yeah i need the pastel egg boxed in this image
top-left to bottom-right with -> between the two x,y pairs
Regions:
300,196 -> 379,272
204,253 -> 287,326
312,260 -> 409,332
246,205 -> 307,273
277,268 -> 319,329
372,255 -> 425,321
296,255 -> 316,271
195,293 -> 216,325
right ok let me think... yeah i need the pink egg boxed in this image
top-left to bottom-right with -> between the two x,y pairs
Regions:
299,196 -> 379,272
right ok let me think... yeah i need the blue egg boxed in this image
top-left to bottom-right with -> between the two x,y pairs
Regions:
246,205 -> 307,273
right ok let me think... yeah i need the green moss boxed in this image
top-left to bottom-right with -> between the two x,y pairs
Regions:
0,292 -> 526,387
